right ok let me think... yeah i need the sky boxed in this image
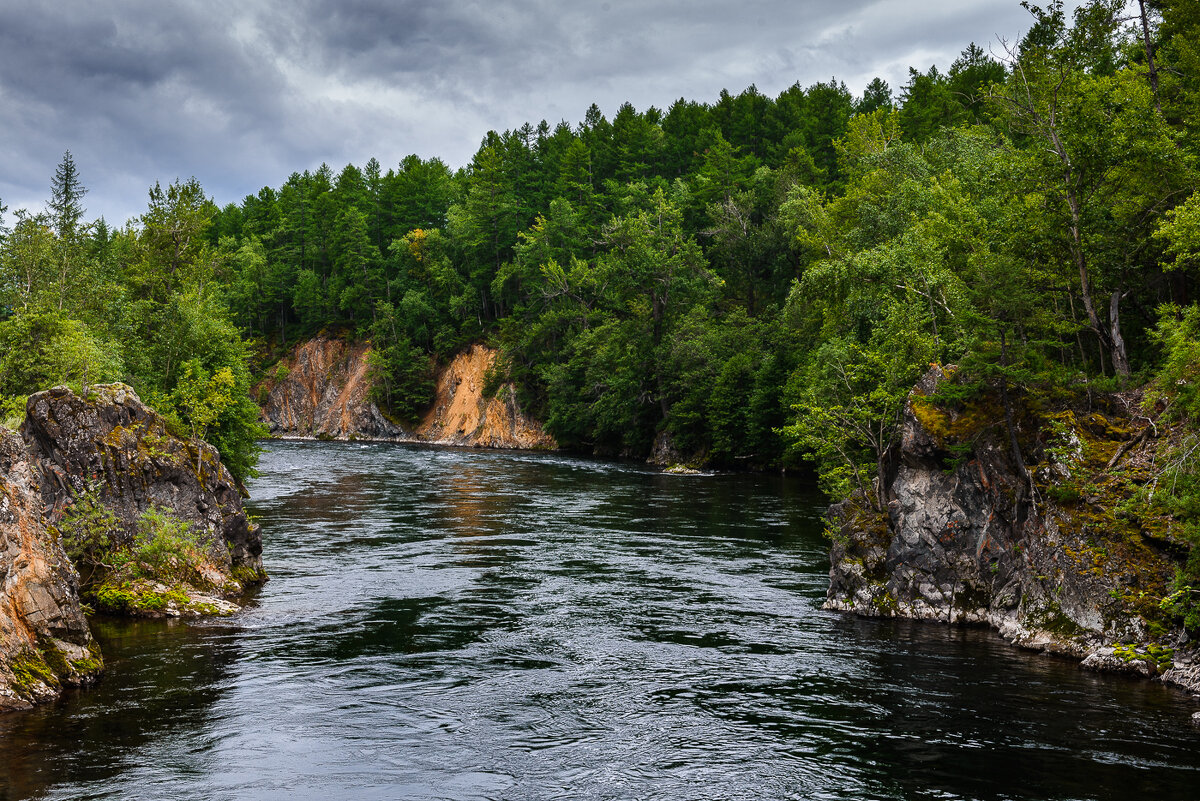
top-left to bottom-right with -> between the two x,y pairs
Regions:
0,0 -> 1080,227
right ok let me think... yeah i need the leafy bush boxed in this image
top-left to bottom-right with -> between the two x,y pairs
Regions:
57,488 -> 123,585
1144,305 -> 1200,631
61,494 -> 213,607
130,506 -> 208,585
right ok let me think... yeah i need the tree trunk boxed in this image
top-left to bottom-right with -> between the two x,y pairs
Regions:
1109,290 -> 1131,377
1138,0 -> 1163,114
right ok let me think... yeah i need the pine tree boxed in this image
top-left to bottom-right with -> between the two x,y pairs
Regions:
50,151 -> 87,241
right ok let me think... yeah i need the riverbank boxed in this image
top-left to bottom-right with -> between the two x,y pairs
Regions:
827,365 -> 1200,697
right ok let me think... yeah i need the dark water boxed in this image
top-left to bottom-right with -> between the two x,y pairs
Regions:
3,441 -> 1200,801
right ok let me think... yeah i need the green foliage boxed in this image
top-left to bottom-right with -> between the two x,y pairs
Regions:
0,308 -> 124,397
366,300 -> 436,423
1143,305 -> 1200,630
0,394 -> 27,430
782,338 -> 922,506
129,506 -> 207,585
57,487 -> 122,585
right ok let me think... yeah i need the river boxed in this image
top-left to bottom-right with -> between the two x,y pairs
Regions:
1,440 -> 1198,800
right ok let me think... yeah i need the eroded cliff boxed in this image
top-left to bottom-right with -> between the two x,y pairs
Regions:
827,366 -> 1200,693
258,337 -> 401,440
260,339 -> 555,450
416,345 -> 555,450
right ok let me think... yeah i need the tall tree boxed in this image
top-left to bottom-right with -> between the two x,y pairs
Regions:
48,151 -> 90,311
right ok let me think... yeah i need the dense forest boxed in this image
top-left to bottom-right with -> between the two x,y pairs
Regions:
3,2 -> 1200,609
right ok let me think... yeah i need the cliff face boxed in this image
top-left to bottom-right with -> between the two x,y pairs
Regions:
416,345 -> 555,450
258,337 -> 401,440
0,429 -> 101,712
260,340 -> 555,450
827,366 -> 1200,692
22,384 -> 264,587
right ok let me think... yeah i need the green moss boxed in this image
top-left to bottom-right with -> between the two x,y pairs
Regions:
1029,601 -> 1084,637
69,656 -> 103,675
1111,642 -> 1175,672
191,602 -> 224,616
91,582 -> 175,615
92,583 -> 136,614
231,564 -> 267,585
911,392 -> 1003,450
8,649 -> 59,695
38,639 -> 70,678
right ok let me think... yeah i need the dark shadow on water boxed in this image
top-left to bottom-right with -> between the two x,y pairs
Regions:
0,617 -> 241,801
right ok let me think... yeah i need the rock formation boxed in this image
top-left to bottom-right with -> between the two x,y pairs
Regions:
259,339 -> 556,450
0,428 -> 102,712
416,345 -> 555,450
258,336 -> 401,440
827,365 -> 1200,693
1,383 -> 266,711
22,384 -> 264,587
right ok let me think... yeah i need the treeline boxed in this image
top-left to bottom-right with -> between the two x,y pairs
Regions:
201,41 -> 1010,462
203,2 -> 1200,473
3,0 -> 1200,499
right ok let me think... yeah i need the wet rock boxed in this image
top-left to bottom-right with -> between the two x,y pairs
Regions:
826,366 -> 1195,692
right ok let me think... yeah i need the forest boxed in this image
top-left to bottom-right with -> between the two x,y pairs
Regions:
2,3 -> 1200,611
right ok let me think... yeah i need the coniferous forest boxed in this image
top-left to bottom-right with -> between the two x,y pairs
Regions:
4,3 -> 1200,616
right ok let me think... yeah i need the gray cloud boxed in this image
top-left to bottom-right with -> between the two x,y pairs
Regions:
0,0 -> 1079,226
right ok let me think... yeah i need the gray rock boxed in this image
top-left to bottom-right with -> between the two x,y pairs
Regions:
21,385 -> 264,580
826,366 -> 1195,691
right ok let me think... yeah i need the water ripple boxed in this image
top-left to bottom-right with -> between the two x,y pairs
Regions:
2,441 -> 1199,801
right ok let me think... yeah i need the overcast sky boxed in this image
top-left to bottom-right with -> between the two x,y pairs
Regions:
0,0 -> 1082,226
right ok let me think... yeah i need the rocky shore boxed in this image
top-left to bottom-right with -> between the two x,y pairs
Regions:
826,366 -> 1200,695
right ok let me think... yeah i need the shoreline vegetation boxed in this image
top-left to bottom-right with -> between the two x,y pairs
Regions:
3,0 -> 1200,706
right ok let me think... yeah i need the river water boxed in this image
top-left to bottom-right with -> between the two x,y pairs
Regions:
2,441 -> 1199,800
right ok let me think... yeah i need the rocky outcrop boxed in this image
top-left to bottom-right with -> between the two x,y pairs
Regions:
258,336 -> 401,440
827,366 -> 1199,693
1,383 -> 267,711
416,345 -> 555,450
0,429 -> 102,712
22,384 -> 264,587
260,339 -> 556,450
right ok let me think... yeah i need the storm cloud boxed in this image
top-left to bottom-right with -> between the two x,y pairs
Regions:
1,0 -> 1064,225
